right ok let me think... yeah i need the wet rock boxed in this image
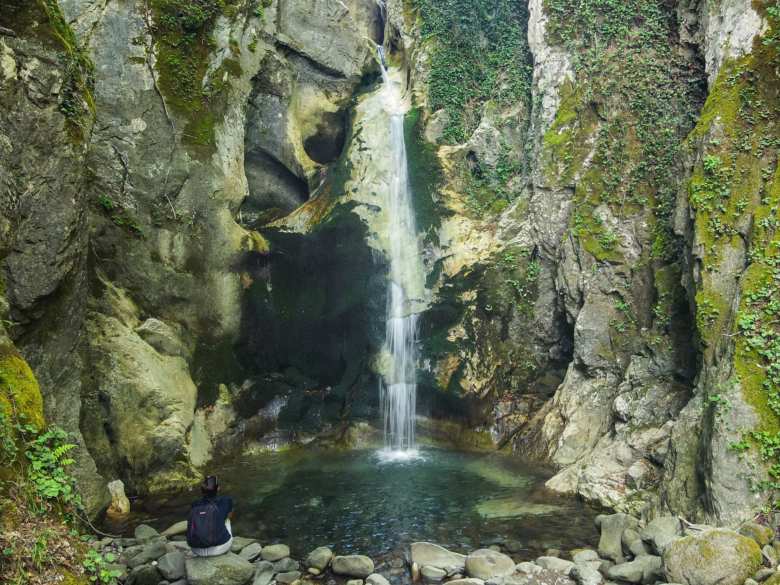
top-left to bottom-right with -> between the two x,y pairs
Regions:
276,571 -> 302,584
422,565 -> 447,582
536,557 -> 574,574
134,524 -> 160,542
366,574 -> 391,585
307,546 -> 333,570
126,564 -> 162,585
597,514 -> 639,564
157,551 -> 186,581
240,543 -> 264,562
162,521 -> 188,537
185,553 -> 255,585
332,555 -> 375,578
466,549 -> 515,580
663,529 -> 762,585
411,543 -> 466,575
606,556 -> 662,584
252,561 -> 274,585
261,543 -> 290,562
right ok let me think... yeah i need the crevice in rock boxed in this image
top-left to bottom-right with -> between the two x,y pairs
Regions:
275,40 -> 348,80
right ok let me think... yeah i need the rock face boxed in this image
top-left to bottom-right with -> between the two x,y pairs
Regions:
662,529 -> 762,585
1,0 -> 778,532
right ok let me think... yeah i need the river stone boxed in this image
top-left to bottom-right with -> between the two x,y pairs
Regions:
755,568 -> 776,581
641,517 -> 681,555
764,544 -> 778,566
445,580 -> 484,585
332,555 -> 375,578
261,543 -> 290,562
307,546 -> 333,570
162,520 -> 188,537
276,571 -> 302,584
421,565 -> 447,582
571,550 -> 599,564
570,563 -> 603,585
663,529 -> 762,585
127,539 -> 168,568
274,558 -> 300,572
411,543 -> 467,575
240,542 -> 263,562
466,549 -> 515,580
366,574 -> 391,585
606,556 -> 662,584
126,564 -> 162,585
536,557 -> 574,574
185,553 -> 255,585
252,561 -> 274,585
740,523 -> 776,547
158,551 -> 186,581
597,514 -> 639,564
346,580 -> 363,585
134,524 -> 160,542
231,537 -> 258,553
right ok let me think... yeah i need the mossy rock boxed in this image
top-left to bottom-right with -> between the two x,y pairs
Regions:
739,522 -> 775,547
662,529 -> 762,585
0,343 -> 44,431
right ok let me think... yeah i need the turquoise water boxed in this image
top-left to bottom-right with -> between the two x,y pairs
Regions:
132,448 -> 598,559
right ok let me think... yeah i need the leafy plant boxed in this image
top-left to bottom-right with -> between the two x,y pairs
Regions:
83,549 -> 122,585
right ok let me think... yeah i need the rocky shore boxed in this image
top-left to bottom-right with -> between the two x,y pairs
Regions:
99,513 -> 779,585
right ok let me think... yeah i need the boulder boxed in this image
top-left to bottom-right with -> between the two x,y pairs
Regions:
230,537 -> 258,553
275,571 -> 302,584
261,543 -> 290,562
740,523 -> 775,547
421,565 -> 447,582
185,553 -> 255,585
597,514 -> 639,564
366,574 -> 391,585
126,565 -> 162,585
161,520 -> 188,537
157,551 -> 186,581
332,555 -> 375,578
466,549 -> 515,580
571,550 -> 599,564
134,524 -> 160,542
536,557 -> 575,574
306,546 -> 333,570
663,529 -> 762,585
252,561 -> 274,585
411,543 -> 466,575
641,517 -> 681,554
127,539 -> 167,568
570,563 -> 603,585
606,556 -> 662,584
239,542 -> 263,562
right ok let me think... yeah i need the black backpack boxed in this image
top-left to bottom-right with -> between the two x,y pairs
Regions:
186,499 -> 222,548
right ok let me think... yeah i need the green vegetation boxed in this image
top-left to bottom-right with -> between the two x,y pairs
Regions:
404,108 -> 445,242
95,195 -> 143,236
408,0 -> 533,144
0,345 -> 116,585
542,0 -> 705,263
148,0 -> 245,155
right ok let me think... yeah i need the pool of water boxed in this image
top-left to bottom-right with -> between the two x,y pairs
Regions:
128,448 -> 598,559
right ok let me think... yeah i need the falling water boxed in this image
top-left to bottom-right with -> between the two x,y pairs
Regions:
377,48 -> 423,457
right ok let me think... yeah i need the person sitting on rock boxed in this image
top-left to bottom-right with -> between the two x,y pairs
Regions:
186,475 -> 234,557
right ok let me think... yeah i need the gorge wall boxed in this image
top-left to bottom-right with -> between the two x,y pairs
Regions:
0,0 -> 778,530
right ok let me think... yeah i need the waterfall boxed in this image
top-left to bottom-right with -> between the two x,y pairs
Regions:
377,50 -> 423,457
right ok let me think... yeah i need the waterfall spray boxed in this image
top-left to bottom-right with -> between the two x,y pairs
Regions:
377,49 -> 422,458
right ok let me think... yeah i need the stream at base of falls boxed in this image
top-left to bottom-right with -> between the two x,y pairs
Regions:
125,448 -> 599,559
